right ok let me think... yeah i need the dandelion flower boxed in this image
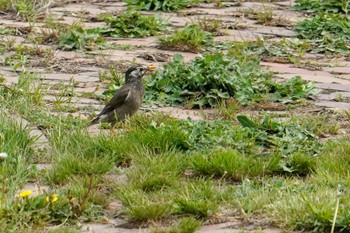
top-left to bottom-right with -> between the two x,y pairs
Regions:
19,190 -> 32,197
46,193 -> 58,203
51,193 -> 58,202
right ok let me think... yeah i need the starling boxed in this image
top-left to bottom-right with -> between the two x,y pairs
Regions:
90,64 -> 156,126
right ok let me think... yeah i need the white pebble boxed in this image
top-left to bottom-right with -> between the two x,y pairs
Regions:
0,152 -> 8,160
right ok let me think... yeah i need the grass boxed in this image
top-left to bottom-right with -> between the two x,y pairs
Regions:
125,0 -> 205,12
293,0 -> 350,14
58,24 -> 105,51
0,65 -> 349,232
145,52 -> 317,108
97,10 -> 168,38
190,149 -> 280,181
194,16 -> 226,36
256,6 -> 274,25
158,24 -> 213,52
294,12 -> 350,53
0,112 -> 36,199
150,217 -> 202,233
0,0 -> 53,19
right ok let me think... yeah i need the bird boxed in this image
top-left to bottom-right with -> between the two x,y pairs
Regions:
89,64 -> 156,126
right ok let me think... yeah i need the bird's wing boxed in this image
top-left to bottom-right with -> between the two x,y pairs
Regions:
97,86 -> 131,116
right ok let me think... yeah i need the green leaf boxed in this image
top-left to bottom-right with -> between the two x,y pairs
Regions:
237,115 -> 257,128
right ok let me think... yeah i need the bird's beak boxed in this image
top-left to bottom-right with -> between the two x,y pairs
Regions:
147,65 -> 156,71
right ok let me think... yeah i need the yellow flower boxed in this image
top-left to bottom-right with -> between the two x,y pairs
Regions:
19,190 -> 32,198
52,194 -> 58,202
46,193 -> 58,203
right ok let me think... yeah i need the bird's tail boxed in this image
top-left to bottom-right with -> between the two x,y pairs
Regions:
88,117 -> 100,126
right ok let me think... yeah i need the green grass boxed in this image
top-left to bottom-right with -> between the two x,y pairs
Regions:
58,24 -> 105,51
293,0 -> 350,14
158,24 -> 213,52
127,151 -> 185,192
145,52 -> 317,108
125,0 -> 205,12
173,179 -> 220,218
0,112 -> 36,197
150,217 -> 202,233
190,149 -> 280,180
97,10 -> 168,38
294,13 -> 350,53
194,16 -> 226,36
1,69 -> 345,231
0,0 -> 53,19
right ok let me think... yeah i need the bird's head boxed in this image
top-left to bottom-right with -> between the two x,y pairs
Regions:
125,64 -> 156,83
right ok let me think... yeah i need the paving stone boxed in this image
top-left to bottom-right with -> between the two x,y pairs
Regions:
43,95 -> 102,105
0,19 -> 41,28
179,7 -> 241,16
81,221 -> 147,233
324,66 -> 350,74
42,72 -> 100,82
262,62 -> 350,84
276,73 -> 350,85
155,107 -> 214,120
315,100 -> 350,110
1,35 -> 26,43
197,222 -> 282,233
110,37 -> 158,47
1,75 -> 18,84
316,83 -> 350,92
254,27 -> 296,37
328,92 -> 350,99
215,30 -> 260,42
54,50 -> 83,60
338,74 -> 350,81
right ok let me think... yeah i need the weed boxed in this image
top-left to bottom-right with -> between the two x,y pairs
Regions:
58,23 -> 105,51
256,6 -> 273,24
194,16 -> 226,36
98,68 -> 123,83
0,27 -> 15,35
97,10 -> 168,38
117,188 -> 174,221
0,113 -> 36,200
1,71 -> 47,115
150,217 -> 202,233
125,0 -> 204,12
190,149 -> 280,180
237,114 -> 322,158
127,151 -> 184,192
293,0 -> 350,14
215,98 -> 240,121
158,24 -> 213,52
146,53 -> 316,108
227,39 -> 308,64
294,13 -> 350,53
4,44 -> 54,70
174,179 -> 220,218
110,44 -> 143,50
0,0 -> 53,19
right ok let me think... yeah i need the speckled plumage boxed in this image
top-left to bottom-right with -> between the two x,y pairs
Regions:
90,65 -> 155,126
